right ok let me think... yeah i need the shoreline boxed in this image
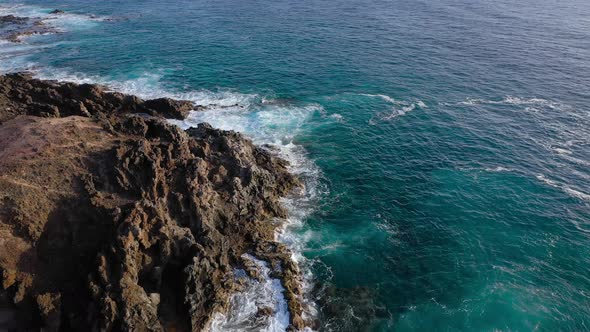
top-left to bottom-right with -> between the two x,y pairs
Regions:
0,73 -> 310,331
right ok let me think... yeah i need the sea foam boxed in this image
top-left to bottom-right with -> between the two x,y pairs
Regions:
457,96 -> 566,111
208,255 -> 290,332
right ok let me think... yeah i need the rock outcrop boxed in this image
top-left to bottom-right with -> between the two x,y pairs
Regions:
0,73 -> 194,123
0,73 -> 306,331
0,15 -> 57,43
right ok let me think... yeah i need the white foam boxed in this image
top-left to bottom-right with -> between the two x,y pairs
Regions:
208,254 -> 290,332
539,175 -> 590,233
382,104 -> 415,120
359,92 -> 428,124
359,93 -> 397,104
553,147 -> 573,155
485,166 -> 513,172
0,3 -> 107,33
30,67 -> 263,114
558,154 -> 590,167
564,187 -> 590,203
329,113 -> 344,122
458,96 -> 564,111
536,174 -> 559,187
537,174 -> 590,203
0,4 -> 45,17
369,99 -> 426,124
33,69 -> 176,100
503,96 -> 555,107
40,13 -> 104,32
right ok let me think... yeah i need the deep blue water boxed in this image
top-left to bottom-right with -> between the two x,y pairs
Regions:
2,0 -> 590,330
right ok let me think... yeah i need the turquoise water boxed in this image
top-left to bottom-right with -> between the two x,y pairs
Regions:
2,0 -> 590,330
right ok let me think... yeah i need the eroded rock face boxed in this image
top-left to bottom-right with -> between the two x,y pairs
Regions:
0,74 -> 306,331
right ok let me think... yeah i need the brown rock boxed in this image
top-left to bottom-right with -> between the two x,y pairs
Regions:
141,97 -> 194,120
0,73 -> 194,123
36,293 -> 62,331
257,306 -> 274,317
0,74 -> 308,331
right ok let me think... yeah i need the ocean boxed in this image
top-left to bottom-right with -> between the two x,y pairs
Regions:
1,0 -> 590,330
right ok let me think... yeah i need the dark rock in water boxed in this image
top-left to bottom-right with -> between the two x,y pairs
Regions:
0,12 -> 112,43
0,73 -> 308,331
0,15 -> 56,43
0,15 -> 29,25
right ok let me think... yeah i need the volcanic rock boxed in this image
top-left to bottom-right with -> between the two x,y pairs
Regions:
0,73 -> 307,331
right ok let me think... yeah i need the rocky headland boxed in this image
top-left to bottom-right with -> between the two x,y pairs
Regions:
0,73 -> 306,331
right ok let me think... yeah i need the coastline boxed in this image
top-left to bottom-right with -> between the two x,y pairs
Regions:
3,1 -> 590,331
0,73 -> 309,331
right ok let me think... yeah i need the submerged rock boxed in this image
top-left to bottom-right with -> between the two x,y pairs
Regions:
0,15 -> 57,43
0,15 -> 29,25
0,73 -> 307,331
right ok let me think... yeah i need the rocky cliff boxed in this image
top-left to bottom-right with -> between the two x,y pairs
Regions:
0,73 -> 305,331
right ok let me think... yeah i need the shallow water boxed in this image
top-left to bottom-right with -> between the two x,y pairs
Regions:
2,0 -> 590,330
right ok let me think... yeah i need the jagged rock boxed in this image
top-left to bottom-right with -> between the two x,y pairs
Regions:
0,74 -> 307,331
49,9 -> 65,15
142,97 -> 194,119
0,73 -> 195,123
